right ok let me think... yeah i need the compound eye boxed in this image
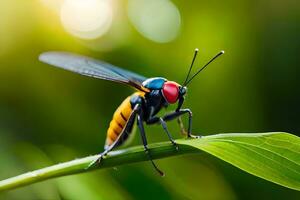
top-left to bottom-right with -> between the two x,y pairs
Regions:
162,81 -> 179,104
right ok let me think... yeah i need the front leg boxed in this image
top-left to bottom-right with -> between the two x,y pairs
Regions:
162,109 -> 201,138
177,116 -> 187,135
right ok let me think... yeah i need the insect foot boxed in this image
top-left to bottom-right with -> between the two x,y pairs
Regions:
85,153 -> 106,170
171,141 -> 179,151
188,134 -> 202,139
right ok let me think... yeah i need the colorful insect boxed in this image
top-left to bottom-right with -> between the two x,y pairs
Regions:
39,49 -> 224,175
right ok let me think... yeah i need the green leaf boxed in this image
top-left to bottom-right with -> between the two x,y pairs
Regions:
178,132 -> 300,191
1,132 -> 299,192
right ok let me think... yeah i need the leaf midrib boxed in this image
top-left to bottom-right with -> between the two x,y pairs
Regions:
201,138 -> 300,176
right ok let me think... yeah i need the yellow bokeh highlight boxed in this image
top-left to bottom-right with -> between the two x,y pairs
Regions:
60,0 -> 113,39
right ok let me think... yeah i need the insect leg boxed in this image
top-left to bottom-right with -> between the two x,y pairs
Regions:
177,116 -> 187,135
163,109 -> 201,138
137,112 -> 165,176
86,105 -> 139,169
159,118 -> 179,150
145,116 -> 178,149
86,145 -> 111,169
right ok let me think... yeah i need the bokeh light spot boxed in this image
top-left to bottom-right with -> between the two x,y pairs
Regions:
128,0 -> 181,43
60,0 -> 113,40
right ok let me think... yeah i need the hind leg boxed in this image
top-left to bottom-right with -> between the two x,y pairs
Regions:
86,143 -> 115,169
86,105 -> 139,169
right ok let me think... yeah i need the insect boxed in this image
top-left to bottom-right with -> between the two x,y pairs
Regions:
39,49 -> 224,176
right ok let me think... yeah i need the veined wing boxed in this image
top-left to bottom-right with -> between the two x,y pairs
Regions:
39,51 -> 148,92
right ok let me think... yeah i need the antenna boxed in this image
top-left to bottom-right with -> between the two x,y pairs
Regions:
183,48 -> 199,86
184,50 -> 225,86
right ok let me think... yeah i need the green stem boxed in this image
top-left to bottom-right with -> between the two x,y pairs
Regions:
0,140 -> 198,192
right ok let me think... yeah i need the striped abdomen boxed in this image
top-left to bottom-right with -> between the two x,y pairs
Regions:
105,92 -> 144,149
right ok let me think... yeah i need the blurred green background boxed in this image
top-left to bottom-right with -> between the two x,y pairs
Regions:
0,0 -> 299,199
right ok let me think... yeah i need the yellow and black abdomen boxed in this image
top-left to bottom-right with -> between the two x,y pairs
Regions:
105,92 -> 144,149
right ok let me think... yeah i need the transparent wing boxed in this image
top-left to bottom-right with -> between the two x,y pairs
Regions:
39,51 -> 148,91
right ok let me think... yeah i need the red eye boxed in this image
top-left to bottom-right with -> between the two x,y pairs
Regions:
162,81 -> 179,104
